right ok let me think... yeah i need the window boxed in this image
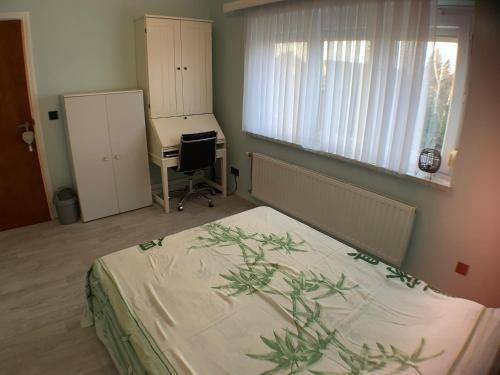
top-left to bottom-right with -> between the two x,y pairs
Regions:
416,11 -> 472,179
243,0 -> 472,186
420,40 -> 458,155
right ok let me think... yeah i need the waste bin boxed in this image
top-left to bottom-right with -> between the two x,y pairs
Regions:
53,187 -> 79,225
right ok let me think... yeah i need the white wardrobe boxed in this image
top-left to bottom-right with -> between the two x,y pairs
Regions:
63,90 -> 152,222
134,15 -> 213,118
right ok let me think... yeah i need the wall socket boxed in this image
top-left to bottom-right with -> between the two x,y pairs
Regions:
230,167 -> 239,177
455,261 -> 469,276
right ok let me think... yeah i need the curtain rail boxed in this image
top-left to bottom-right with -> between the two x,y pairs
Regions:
223,0 -> 285,14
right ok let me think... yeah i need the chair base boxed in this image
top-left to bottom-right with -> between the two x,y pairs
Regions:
177,177 -> 216,211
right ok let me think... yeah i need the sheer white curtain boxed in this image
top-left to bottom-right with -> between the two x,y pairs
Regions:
243,0 -> 437,175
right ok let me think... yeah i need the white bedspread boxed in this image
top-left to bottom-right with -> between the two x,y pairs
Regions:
99,207 -> 500,374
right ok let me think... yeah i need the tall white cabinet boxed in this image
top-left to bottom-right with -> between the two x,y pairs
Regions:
135,15 -> 213,118
134,15 -> 227,214
63,90 -> 152,222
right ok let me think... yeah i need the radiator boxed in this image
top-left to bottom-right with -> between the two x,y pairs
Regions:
250,153 -> 416,266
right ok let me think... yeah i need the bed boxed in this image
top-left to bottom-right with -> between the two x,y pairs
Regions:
83,207 -> 500,374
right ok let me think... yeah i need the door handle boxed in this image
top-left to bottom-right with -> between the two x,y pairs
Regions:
21,131 -> 35,152
17,122 -> 30,131
18,122 -> 34,152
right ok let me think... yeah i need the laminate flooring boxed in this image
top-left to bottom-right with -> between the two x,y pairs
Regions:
0,195 -> 255,375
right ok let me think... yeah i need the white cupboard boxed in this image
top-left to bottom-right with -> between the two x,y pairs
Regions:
63,90 -> 152,222
135,16 -> 213,118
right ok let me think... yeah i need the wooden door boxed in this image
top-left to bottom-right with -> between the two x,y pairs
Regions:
64,95 -> 119,222
146,18 -> 183,118
180,20 -> 213,115
0,20 -> 51,231
105,92 -> 152,213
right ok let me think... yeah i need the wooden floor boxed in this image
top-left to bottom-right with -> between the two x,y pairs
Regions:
0,195 -> 255,375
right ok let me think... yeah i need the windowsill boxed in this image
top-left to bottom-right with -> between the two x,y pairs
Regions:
412,171 -> 451,190
245,132 -> 452,192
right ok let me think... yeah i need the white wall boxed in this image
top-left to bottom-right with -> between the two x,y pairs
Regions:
211,0 -> 500,307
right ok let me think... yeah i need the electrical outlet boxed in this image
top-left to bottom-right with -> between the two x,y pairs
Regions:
230,167 -> 239,177
455,262 -> 469,276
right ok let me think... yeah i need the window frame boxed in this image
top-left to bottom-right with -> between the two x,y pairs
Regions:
426,9 -> 473,178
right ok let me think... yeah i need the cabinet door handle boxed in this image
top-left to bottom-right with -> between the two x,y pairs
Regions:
176,67 -> 181,70
114,155 -> 121,160
183,66 -> 187,70
102,156 -> 109,162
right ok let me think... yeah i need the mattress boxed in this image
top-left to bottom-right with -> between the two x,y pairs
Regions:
83,206 -> 500,375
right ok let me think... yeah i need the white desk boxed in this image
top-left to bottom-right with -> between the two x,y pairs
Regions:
147,114 -> 227,213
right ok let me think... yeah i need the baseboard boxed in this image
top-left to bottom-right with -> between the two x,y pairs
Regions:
235,190 -> 260,205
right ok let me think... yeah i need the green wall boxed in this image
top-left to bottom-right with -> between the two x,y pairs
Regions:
2,0 -> 498,306
0,0 -> 211,190
211,0 -> 500,307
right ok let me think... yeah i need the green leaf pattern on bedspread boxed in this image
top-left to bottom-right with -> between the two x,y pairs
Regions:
347,251 -> 380,265
138,237 -> 165,251
346,251 -> 447,295
385,267 -> 422,289
191,222 -> 444,375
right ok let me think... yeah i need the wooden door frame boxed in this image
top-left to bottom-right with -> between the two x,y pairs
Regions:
0,12 -> 54,218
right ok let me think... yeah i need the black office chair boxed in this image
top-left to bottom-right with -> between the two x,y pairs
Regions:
176,131 -> 217,211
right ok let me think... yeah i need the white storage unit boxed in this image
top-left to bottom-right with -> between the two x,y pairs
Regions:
135,15 -> 213,118
134,15 -> 227,214
63,90 -> 152,222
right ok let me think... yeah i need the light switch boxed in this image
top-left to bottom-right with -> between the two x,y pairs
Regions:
48,110 -> 59,120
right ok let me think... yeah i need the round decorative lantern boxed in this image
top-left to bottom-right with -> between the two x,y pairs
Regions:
418,148 -> 442,174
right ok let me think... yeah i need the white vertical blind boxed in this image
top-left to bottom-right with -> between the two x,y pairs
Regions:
243,0 -> 437,175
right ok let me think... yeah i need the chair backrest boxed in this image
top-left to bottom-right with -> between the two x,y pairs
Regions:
177,131 -> 217,173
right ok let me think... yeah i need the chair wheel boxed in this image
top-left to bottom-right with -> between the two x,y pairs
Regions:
210,189 -> 216,196
208,200 -> 214,208
177,204 -> 184,211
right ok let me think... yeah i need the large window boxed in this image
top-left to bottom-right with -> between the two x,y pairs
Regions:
242,0 -> 472,186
